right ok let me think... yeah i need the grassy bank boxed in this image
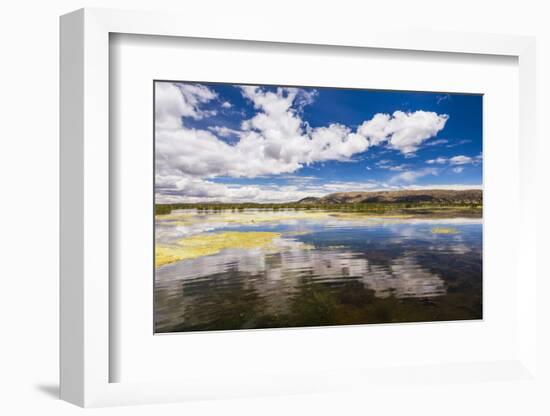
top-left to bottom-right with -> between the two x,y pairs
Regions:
155,202 -> 482,218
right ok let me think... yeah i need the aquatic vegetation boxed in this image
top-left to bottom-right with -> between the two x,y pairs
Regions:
431,227 -> 459,234
155,211 -> 482,332
156,210 -> 482,244
155,210 -> 479,264
160,209 -> 334,225
156,210 -> 420,239
156,231 -> 281,267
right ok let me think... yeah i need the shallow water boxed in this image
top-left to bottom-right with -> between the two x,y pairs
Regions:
155,209 -> 482,332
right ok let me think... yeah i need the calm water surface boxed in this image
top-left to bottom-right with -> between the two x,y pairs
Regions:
155,209 -> 482,332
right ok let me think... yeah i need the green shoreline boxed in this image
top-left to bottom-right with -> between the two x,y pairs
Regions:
155,203 -> 482,218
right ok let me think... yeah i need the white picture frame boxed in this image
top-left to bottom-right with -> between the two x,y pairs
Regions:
60,7 -> 538,407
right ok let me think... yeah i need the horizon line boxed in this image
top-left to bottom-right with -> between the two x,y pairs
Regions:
155,186 -> 483,205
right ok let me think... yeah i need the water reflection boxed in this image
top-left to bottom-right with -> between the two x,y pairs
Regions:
155,210 -> 482,332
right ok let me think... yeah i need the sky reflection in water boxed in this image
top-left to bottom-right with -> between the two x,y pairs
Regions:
155,210 -> 482,332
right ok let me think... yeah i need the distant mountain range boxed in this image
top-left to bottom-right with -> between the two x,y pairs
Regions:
297,189 -> 482,205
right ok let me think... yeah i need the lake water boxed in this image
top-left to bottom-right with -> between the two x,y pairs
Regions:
155,209 -> 482,333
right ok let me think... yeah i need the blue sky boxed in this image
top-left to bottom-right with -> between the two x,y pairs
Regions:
155,81 -> 482,203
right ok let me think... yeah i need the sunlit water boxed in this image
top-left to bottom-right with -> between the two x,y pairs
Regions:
155,209 -> 482,332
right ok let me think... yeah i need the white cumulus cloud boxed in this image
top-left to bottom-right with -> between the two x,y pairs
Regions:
155,176 -> 383,204
155,82 -> 217,130
358,111 -> 448,154
155,82 -> 451,202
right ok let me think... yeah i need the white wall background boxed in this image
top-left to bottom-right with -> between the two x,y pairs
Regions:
0,0 -> 548,414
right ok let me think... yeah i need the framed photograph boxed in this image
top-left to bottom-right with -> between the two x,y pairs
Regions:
60,8 -> 538,407
153,80 -> 483,333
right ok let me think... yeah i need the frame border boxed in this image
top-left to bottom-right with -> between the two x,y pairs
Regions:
60,7 -> 537,407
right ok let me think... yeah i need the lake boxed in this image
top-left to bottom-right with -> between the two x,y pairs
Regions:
154,209 -> 482,333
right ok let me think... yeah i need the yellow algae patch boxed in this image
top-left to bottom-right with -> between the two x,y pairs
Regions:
431,227 -> 459,234
155,210 -> 420,231
157,210 -> 334,226
155,246 -> 185,267
156,231 -> 280,267
210,210 -> 333,225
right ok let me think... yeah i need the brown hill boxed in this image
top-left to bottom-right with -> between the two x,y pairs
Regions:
297,189 -> 482,205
